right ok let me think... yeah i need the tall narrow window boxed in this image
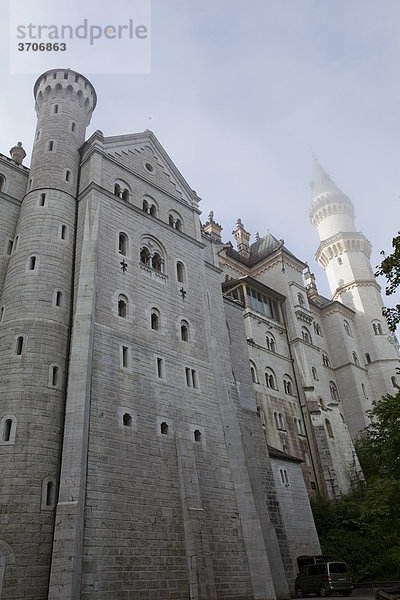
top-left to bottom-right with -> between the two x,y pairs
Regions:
0,174 -> 5,191
65,170 -> 71,182
14,236 -> 19,251
152,252 -> 162,272
185,367 -> 191,387
55,291 -> 62,307
280,468 -> 289,485
365,353 -> 371,364
0,307 -> 4,322
119,233 -> 128,255
29,255 -> 37,270
15,336 -> 24,355
191,369 -> 198,389
194,429 -> 201,442
6,239 -> 13,255
3,419 -> 12,442
39,193 -> 46,206
53,104 -> 59,114
391,376 -> 397,388
60,225 -> 67,240
114,183 -> 121,197
46,481 -> 55,506
157,357 -> 163,379
71,122 -> 76,132
122,189 -> 130,201
361,383 -> 368,398
140,247 -> 150,266
176,262 -> 184,283
151,309 -> 160,331
122,346 -> 129,368
352,352 -> 359,366
325,419 -> 334,438
312,367 -> 318,380
48,140 -> 54,151
51,366 -> 59,387
181,320 -> 189,342
118,295 -> 127,318
161,422 -> 168,435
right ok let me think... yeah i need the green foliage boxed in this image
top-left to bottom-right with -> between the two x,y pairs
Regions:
375,231 -> 400,332
356,388 -> 400,480
311,481 -> 400,582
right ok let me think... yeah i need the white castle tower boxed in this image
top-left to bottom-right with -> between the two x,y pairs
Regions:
309,157 -> 399,434
0,69 -> 96,599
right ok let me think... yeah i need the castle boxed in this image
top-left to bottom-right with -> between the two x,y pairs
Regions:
0,68 -> 398,600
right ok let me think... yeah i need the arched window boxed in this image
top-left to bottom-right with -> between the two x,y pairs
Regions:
274,411 -> 285,431
122,188 -> 130,202
41,476 -> 56,510
372,321 -> 383,335
313,322 -> 322,336
169,214 -> 174,226
149,204 -> 157,217
161,422 -> 168,435
175,219 -> 182,232
265,368 -> 277,390
283,376 -> 293,395
27,254 -> 38,271
114,183 -> 121,197
344,320 -> 352,336
15,336 -> 24,355
1,415 -> 16,445
176,261 -> 185,283
365,353 -> 371,364
143,199 -> 149,212
168,211 -> 183,232
266,333 -> 276,353
312,367 -> 318,380
140,247 -> 151,266
151,308 -> 160,331
352,351 -> 359,366
319,397 -> 327,411
301,327 -> 312,344
180,320 -> 189,342
329,381 -> 339,403
118,232 -> 128,256
250,361 -> 258,384
151,252 -> 163,272
322,353 -> 330,367
118,294 -> 128,318
325,419 -> 334,438
297,293 -> 305,307
123,413 -> 132,427
0,174 -> 5,192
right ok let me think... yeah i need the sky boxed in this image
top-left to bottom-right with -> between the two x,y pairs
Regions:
1,0 -> 399,303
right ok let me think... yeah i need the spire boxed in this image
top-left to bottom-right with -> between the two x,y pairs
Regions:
310,156 -> 350,204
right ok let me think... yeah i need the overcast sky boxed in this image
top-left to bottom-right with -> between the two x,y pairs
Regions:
1,0 -> 399,303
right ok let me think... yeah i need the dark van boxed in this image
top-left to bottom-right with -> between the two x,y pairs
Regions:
295,561 -> 353,597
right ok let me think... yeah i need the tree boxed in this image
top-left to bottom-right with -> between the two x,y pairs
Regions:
375,231 -> 400,332
356,388 -> 400,480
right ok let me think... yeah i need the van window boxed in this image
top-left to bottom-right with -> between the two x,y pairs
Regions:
329,563 -> 348,574
308,564 -> 326,575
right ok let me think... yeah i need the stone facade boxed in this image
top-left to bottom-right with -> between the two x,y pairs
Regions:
0,68 -> 397,599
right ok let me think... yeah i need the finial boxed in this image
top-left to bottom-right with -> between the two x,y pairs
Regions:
236,218 -> 243,228
9,142 -> 26,165
254,232 -> 259,241
208,211 -> 214,223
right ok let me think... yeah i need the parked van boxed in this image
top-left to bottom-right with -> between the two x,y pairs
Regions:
295,561 -> 353,597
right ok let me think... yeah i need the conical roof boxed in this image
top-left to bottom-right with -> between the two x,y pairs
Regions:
309,156 -> 353,216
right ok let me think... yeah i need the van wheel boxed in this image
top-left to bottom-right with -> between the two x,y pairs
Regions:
295,585 -> 304,598
319,585 -> 328,597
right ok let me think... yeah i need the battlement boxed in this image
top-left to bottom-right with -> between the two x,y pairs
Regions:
34,68 -> 97,117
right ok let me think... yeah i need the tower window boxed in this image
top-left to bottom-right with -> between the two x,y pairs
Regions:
266,334 -> 276,352
312,367 -> 318,380
0,307 -> 4,322
194,429 -> 201,442
71,122 -> 76,132
322,353 -> 330,367
65,170 -> 71,182
55,291 -> 62,307
361,383 -> 368,398
391,376 -> 398,388
372,321 -> 383,335
15,336 -> 24,355
283,377 -> 293,395
6,239 -> 13,255
50,365 -> 59,387
53,104 -> 59,114
118,295 -> 128,318
161,422 -> 168,435
60,225 -> 67,240
28,255 -> 37,271
140,247 -> 151,266
279,468 -> 289,485
0,174 -> 4,192
39,193 -> 46,207
3,419 -> 12,442
46,480 -> 55,506
365,353 -> 371,364
41,477 -> 56,510
352,351 -> 359,366
265,369 -> 277,390
48,141 -> 54,151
